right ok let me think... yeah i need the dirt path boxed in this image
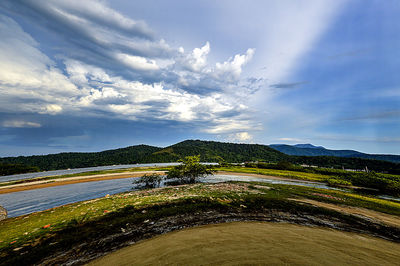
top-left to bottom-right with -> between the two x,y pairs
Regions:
89,221 -> 400,266
291,198 -> 400,228
0,171 -> 165,194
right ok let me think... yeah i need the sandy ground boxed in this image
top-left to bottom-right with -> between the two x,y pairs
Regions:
89,221 -> 400,266
291,198 -> 400,228
0,171 -> 165,194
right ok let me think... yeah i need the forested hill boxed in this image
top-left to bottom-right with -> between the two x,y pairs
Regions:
270,144 -> 400,163
0,145 -> 161,171
149,140 -> 288,163
0,140 -> 287,172
0,140 -> 399,175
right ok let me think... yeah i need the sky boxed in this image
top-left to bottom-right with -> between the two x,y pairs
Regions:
0,0 -> 399,156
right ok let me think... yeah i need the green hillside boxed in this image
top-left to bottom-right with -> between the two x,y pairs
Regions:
0,140 -> 288,173
0,145 -> 161,171
149,140 -> 288,163
1,140 -> 399,175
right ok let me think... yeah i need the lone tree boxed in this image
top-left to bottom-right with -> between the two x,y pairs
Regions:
167,155 -> 214,184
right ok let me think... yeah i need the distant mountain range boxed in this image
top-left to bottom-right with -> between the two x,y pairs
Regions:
269,144 -> 400,163
292,144 -> 325,149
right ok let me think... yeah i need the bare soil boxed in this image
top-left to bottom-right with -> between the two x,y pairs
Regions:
89,221 -> 400,266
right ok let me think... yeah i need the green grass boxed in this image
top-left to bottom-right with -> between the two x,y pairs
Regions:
254,182 -> 400,216
217,166 -> 334,182
217,166 -> 400,192
223,165 -> 400,196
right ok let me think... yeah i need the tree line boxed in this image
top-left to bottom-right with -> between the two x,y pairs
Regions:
0,140 -> 399,176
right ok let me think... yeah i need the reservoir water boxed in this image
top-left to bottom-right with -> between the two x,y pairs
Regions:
0,174 -> 398,218
0,174 -> 348,218
0,163 -> 180,183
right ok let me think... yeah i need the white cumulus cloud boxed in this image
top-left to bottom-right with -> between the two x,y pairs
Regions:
215,48 -> 255,81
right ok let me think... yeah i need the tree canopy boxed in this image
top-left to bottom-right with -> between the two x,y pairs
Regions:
167,155 -> 214,184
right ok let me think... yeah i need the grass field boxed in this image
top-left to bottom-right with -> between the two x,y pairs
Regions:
218,166 -> 339,182
220,165 -> 400,196
90,221 -> 400,266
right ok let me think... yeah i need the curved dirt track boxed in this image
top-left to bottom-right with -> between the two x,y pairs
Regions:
89,221 -> 400,266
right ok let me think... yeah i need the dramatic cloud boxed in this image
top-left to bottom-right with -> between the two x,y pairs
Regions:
0,14 -> 79,114
0,0 -> 258,139
0,0 -> 172,80
4,0 -> 395,155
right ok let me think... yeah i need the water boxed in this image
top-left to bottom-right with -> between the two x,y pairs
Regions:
0,178 -> 135,217
0,163 -> 181,183
0,174 -> 398,218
